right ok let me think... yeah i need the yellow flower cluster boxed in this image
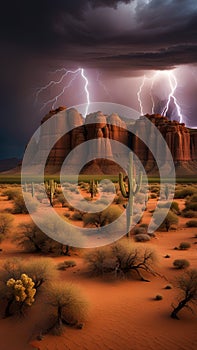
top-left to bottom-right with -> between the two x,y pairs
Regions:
6,274 -> 36,306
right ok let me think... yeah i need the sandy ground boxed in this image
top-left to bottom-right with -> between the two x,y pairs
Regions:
0,191 -> 197,350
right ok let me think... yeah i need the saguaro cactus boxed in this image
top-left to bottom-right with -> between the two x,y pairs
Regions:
119,152 -> 142,237
31,182 -> 35,197
89,179 -> 98,199
44,179 -> 57,206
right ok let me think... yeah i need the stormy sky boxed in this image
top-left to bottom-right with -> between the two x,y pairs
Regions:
1,0 -> 197,159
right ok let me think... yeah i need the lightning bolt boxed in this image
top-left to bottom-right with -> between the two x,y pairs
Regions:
137,75 -> 146,115
137,70 -> 183,123
163,72 -> 183,123
35,67 -> 90,117
137,74 -> 157,115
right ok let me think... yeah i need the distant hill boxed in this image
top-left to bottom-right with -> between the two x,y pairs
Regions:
0,158 -> 20,172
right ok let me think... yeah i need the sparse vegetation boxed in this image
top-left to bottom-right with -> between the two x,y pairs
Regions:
45,282 -> 88,335
173,259 -> 190,269
134,233 -> 151,242
154,210 -> 179,231
57,260 -> 76,270
83,205 -> 122,228
3,188 -> 21,200
85,242 -> 159,282
0,213 -> 14,243
155,294 -> 163,300
179,242 -> 191,250
14,222 -> 71,255
186,220 -> 197,227
171,269 -> 197,319
174,186 -> 197,199
12,193 -> 38,214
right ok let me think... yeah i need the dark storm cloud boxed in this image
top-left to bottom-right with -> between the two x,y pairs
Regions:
0,0 -> 196,70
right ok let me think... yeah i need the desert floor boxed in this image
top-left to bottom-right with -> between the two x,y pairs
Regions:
0,189 -> 197,350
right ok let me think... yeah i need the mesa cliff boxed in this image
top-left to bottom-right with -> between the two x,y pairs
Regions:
29,107 -> 197,176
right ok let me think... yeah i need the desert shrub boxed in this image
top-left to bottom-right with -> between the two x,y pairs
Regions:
3,188 -> 21,200
185,202 -> 197,211
150,186 -> 160,194
45,282 -> 88,334
1,274 -> 36,317
55,193 -> 68,207
155,294 -> 163,300
12,193 -> 38,214
1,257 -> 57,290
174,187 -> 197,199
83,205 -> 122,228
71,211 -> 83,221
85,242 -> 158,281
139,223 -> 148,229
114,195 -> 125,205
0,213 -> 14,243
157,201 -> 179,213
154,209 -> 178,231
85,248 -> 114,275
150,193 -> 157,199
57,260 -> 76,270
14,222 -> 71,255
189,194 -> 197,202
64,212 -> 70,218
133,227 -> 147,235
171,269 -> 197,319
173,259 -> 190,269
186,220 -> 197,227
134,234 -> 151,242
181,210 -> 196,218
179,242 -> 191,250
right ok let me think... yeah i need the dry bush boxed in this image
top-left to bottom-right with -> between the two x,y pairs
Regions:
154,209 -> 178,231
179,242 -> 191,250
14,221 -> 72,255
173,259 -> 190,269
1,257 -> 57,290
174,186 -> 197,199
3,188 -> 21,200
83,205 -> 122,228
186,220 -> 197,227
12,193 -> 38,214
57,260 -> 76,270
171,269 -> 197,319
181,210 -> 197,218
134,234 -> 151,242
0,213 -> 14,243
0,258 -> 56,317
45,282 -> 88,334
85,242 -> 159,281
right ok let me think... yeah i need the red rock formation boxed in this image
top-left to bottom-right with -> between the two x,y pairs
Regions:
35,109 -> 197,175
190,130 -> 197,161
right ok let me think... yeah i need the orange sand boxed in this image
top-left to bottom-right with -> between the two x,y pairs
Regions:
0,193 -> 197,350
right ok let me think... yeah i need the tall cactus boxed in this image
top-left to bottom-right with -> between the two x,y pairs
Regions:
31,182 -> 35,197
89,179 -> 98,199
119,152 -> 142,237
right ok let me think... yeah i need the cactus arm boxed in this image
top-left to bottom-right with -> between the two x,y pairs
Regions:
134,172 -> 142,195
119,172 -> 129,198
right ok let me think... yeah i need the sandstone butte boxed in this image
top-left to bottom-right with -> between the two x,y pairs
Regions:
22,106 -> 197,176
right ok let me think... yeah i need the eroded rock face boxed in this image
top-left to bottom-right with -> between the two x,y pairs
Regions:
132,114 -> 192,166
190,130 -> 197,161
35,108 -> 196,174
